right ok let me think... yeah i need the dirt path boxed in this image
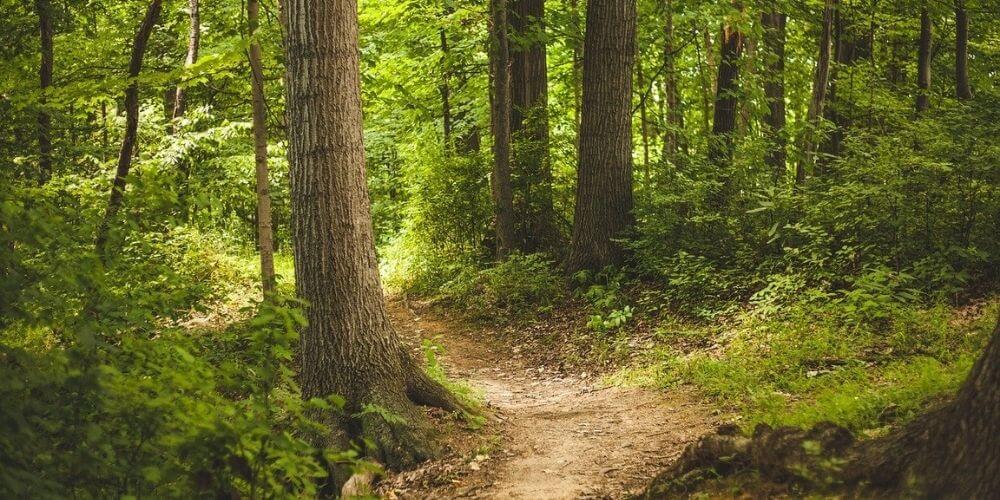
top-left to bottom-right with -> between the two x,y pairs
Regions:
385,303 -> 715,499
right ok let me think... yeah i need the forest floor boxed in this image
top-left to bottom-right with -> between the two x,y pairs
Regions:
378,300 -> 717,499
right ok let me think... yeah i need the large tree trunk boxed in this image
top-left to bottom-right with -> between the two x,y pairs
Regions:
916,7 -> 932,113
35,0 -> 53,186
662,0 -> 683,161
94,0 -> 162,262
281,0 -> 464,469
799,0 -> 835,184
565,0 -> 636,275
955,0 -> 972,100
489,0 -> 516,256
172,0 -> 200,130
247,0 -> 275,297
708,23 -> 743,169
761,7 -> 787,183
509,0 -> 557,252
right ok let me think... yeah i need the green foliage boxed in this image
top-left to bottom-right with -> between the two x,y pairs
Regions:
434,253 -> 565,320
422,339 -> 486,428
663,300 -> 997,434
0,298 -> 360,498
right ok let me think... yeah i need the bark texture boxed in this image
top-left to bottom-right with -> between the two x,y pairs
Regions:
35,0 -> 53,185
708,23 -> 743,168
916,7 -> 932,113
955,1 -> 972,100
489,0 -> 516,256
761,7 -> 787,182
565,0 -> 636,275
799,0 -> 835,184
247,0 -> 275,297
94,0 -> 162,262
281,0 -> 464,469
172,0 -> 200,128
510,0 -> 557,252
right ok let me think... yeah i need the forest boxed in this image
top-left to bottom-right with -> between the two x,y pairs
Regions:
1,0 -> 998,497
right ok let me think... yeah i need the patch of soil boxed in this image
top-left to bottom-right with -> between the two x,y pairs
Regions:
381,301 -> 716,499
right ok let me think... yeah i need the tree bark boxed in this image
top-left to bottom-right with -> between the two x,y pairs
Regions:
510,0 -> 557,252
94,0 -> 162,263
172,0 -> 200,130
248,0 -> 275,297
281,0 -> 466,469
799,0 -> 836,184
955,0 -> 971,100
662,0 -> 683,161
708,23 -> 743,169
35,0 -> 53,186
489,0 -> 516,256
916,7 -> 932,113
565,0 -> 636,275
761,7 -> 787,183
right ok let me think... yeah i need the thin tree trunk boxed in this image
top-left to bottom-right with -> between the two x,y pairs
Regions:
916,7 -> 932,113
35,0 -> 53,186
662,0 -> 682,161
439,6 -> 452,148
565,0 -> 636,274
510,0 -> 557,252
638,59 -> 650,187
94,0 -> 162,262
761,8 -> 787,183
248,0 -> 275,297
489,0 -> 516,256
281,0 -> 466,470
799,0 -> 835,184
172,0 -> 200,130
708,23 -> 743,169
955,0 -> 971,100
570,0 -> 583,147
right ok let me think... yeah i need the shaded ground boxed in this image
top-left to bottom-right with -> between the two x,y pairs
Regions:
381,301 -> 715,499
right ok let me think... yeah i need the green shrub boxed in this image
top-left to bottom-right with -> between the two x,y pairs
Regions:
437,253 -> 565,320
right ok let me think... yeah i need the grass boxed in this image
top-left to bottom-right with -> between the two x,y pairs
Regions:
607,299 -> 997,434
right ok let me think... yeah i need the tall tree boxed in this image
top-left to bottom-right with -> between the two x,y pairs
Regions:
565,0 -> 637,274
489,0 -> 516,256
510,0 -> 557,251
490,0 -> 517,256
916,6 -> 932,112
171,0 -> 200,129
761,6 -> 787,182
247,0 -> 275,297
281,0 -> 465,468
799,0 -> 835,183
662,0 -> 683,161
708,22 -> 743,168
955,0 -> 972,99
94,0 -> 163,262
34,0 -> 53,185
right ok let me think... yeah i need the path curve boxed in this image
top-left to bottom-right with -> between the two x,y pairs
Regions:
387,302 -> 714,499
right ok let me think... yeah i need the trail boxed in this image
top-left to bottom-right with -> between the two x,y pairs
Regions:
386,302 -> 715,499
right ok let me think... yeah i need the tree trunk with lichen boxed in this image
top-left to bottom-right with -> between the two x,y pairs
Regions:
281,0 -> 466,470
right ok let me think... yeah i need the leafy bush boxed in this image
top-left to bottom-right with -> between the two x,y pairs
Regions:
0,298 -> 361,498
437,253 -> 565,319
